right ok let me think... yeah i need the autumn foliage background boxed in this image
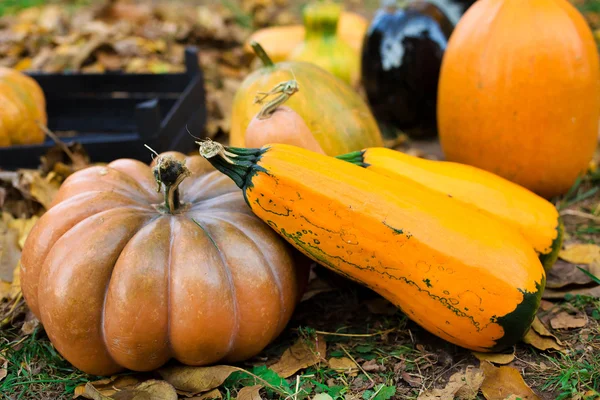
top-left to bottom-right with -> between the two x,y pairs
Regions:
1,0 -> 600,399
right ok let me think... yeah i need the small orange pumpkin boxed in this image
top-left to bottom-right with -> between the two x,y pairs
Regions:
438,0 -> 600,198
21,152 -> 308,376
0,67 -> 47,147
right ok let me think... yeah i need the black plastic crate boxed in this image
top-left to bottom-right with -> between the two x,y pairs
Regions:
0,46 -> 206,170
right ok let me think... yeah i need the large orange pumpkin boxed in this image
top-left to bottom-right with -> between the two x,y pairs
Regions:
20,152 -> 308,376
437,0 -> 600,198
0,67 -> 47,147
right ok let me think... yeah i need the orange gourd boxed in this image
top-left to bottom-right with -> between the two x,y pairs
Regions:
20,152 -> 308,376
437,0 -> 600,198
199,140 -> 545,353
244,12 -> 368,63
337,147 -> 563,271
230,42 -> 383,156
0,67 -> 47,147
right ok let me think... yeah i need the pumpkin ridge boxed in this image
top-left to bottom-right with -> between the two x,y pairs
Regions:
191,219 -> 240,355
201,213 -> 286,335
100,213 -> 164,369
166,217 -> 175,359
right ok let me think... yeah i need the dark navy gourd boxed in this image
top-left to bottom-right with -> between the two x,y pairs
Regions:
361,0 -> 455,139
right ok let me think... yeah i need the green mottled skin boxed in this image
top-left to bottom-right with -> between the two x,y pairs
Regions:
539,218 -> 564,272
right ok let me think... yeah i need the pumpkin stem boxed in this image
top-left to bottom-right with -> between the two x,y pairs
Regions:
250,40 -> 275,67
151,152 -> 190,213
197,139 -> 265,190
254,79 -> 299,119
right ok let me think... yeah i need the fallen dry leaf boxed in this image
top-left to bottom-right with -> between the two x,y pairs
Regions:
480,361 -> 540,400
402,372 -> 423,388
560,243 -> 600,265
7,215 -> 39,249
523,328 -> 564,352
0,357 -> 7,382
20,311 -> 40,335
80,379 -> 178,400
189,388 -> 222,400
236,385 -> 262,400
328,357 -> 358,374
546,260 -> 600,289
270,334 -> 326,378
543,284 -> 600,299
0,262 -> 21,302
550,311 -> 588,329
522,317 -> 564,352
472,350 -> 515,365
158,365 -> 237,393
0,215 -> 21,282
418,366 -> 484,400
74,375 -> 142,398
24,170 -> 60,210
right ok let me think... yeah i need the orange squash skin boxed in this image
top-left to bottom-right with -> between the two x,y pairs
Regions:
337,147 -> 563,271
230,57 -> 383,156
20,152 -> 308,376
201,143 -> 546,352
437,0 -> 600,198
0,67 -> 47,146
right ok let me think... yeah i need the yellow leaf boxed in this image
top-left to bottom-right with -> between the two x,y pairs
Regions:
480,361 -> 540,400
236,385 -> 262,400
0,216 -> 21,283
7,216 -> 39,249
472,350 -> 515,365
270,334 -> 326,378
328,357 -> 358,373
418,366 -> 484,400
28,172 -> 59,209
13,57 -> 32,71
158,365 -> 237,393
522,317 -> 564,352
559,243 -> 600,265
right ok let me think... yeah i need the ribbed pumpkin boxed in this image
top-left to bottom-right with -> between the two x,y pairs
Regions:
0,67 -> 47,147
230,42 -> 383,156
20,152 -> 308,376
438,0 -> 600,198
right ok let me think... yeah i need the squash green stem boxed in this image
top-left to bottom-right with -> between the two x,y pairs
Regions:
197,140 -> 265,191
336,150 -> 370,168
250,41 -> 275,68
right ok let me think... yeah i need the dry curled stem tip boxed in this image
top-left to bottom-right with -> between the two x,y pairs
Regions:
196,138 -> 238,164
253,79 -> 299,119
